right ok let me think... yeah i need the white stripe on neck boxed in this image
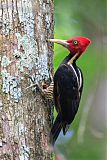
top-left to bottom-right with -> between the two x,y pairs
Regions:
78,69 -> 82,90
69,64 -> 79,87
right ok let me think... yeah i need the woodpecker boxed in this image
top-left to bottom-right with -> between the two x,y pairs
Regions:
48,36 -> 91,145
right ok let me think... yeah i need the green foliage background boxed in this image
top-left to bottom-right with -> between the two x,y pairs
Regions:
53,0 -> 107,159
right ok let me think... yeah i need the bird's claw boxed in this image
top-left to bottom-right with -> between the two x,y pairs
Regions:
36,83 -> 46,97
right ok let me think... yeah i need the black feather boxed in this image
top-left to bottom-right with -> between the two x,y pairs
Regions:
50,114 -> 62,145
51,53 -> 83,145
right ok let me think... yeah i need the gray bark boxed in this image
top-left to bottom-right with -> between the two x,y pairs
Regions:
0,0 -> 54,159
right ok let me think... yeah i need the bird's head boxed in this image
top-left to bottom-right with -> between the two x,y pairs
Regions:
48,36 -> 91,57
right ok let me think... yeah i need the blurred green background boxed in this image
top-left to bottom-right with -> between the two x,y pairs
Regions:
54,0 -> 107,160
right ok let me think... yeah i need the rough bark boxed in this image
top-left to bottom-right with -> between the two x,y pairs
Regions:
0,0 -> 54,159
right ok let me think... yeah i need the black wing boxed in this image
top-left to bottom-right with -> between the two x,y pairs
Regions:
54,64 -> 82,125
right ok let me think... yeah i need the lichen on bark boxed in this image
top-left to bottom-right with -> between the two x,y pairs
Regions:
0,0 -> 54,159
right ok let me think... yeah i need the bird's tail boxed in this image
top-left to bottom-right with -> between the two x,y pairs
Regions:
50,114 -> 62,145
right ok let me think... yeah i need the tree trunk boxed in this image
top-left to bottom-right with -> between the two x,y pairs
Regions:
0,0 -> 54,159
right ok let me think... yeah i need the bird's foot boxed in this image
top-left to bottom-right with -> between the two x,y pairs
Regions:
36,82 -> 54,100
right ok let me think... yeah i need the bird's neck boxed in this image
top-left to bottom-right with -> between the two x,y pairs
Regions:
61,53 -> 77,65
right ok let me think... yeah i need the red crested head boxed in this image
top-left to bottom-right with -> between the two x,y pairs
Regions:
66,36 -> 91,55
48,36 -> 91,56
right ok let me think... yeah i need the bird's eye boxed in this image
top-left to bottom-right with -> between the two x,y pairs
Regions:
72,40 -> 78,45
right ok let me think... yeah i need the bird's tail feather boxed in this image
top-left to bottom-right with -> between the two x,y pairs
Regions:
50,114 -> 62,145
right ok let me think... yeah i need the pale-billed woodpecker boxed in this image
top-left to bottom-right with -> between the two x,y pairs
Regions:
48,36 -> 91,145
36,36 -> 91,145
